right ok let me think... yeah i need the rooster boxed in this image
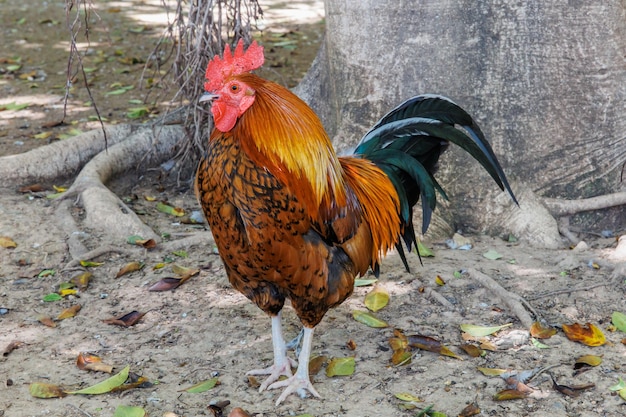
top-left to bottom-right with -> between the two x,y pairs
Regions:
196,40 -> 517,405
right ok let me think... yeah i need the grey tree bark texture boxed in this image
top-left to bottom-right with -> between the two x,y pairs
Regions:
295,0 -> 626,247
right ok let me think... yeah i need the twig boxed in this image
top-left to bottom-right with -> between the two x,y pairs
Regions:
467,268 -> 535,328
526,282 -> 610,301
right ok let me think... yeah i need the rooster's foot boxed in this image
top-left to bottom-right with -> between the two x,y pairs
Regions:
268,374 -> 321,406
246,356 -> 297,391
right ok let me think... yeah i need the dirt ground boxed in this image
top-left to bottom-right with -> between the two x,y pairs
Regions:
1,1 -> 626,417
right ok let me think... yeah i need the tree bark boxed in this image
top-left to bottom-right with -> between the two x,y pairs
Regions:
297,0 -> 626,241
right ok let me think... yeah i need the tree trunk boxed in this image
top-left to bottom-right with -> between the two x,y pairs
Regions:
296,0 -> 626,242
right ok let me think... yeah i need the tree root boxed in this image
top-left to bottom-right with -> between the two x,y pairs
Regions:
63,245 -> 143,270
542,191 -> 626,217
61,124 -> 184,243
0,124 -> 134,187
467,268 -> 535,328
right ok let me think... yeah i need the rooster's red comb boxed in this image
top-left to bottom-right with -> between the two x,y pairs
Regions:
204,39 -> 264,92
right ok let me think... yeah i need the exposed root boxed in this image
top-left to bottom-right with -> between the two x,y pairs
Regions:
525,282 -> 609,302
61,124 -> 184,243
160,231 -> 216,253
467,268 -> 535,328
542,191 -> 626,217
63,245 -> 143,270
556,217 -> 580,245
0,124 -> 133,187
55,199 -> 88,260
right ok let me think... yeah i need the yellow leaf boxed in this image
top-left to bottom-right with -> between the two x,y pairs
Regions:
59,289 -> 78,297
33,131 -> 53,140
58,304 -> 81,320
395,392 -> 423,402
530,321 -> 557,339
364,286 -> 389,312
0,236 -> 17,248
562,323 -> 606,347
477,367 -> 507,376
435,275 -> 446,286
575,354 -> 602,367
53,185 -> 67,192
80,260 -> 103,267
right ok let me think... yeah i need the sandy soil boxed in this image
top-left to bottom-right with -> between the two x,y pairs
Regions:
1,1 -> 626,417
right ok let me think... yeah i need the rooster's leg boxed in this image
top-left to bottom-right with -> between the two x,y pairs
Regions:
269,326 -> 321,406
247,311 -> 297,390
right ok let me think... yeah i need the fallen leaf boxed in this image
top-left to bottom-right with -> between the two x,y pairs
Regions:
43,293 -> 62,302
66,365 -> 130,395
482,249 -> 503,260
156,202 -> 185,217
103,311 -> 145,327
354,278 -> 378,287
416,240 -> 434,257
59,288 -> 77,297
37,315 -> 56,328
57,304 -> 81,320
612,311 -> 626,333
364,286 -> 389,312
460,323 -> 512,337
148,277 -> 189,292
227,408 -> 250,417
476,367 -> 507,376
460,343 -> 485,357
530,321 -> 557,339
352,310 -> 388,328
394,392 -> 423,402
76,353 -> 114,373
29,382 -> 67,398
346,339 -> 357,350
550,374 -> 595,397
531,338 -> 552,349
391,349 -> 412,366
562,322 -> 606,346
80,260 -> 103,267
182,377 -> 219,393
18,184 -> 46,192
71,272 -> 92,290
434,275 -> 445,286
3,340 -> 24,357
127,235 -> 157,249
127,106 -> 150,119
458,402 -> 481,417
407,334 -> 461,359
0,236 -> 17,248
113,405 -> 146,417
493,389 -> 528,400
326,357 -> 355,377
115,262 -> 145,278
38,269 -> 56,278
575,354 -> 602,368
308,355 -> 328,376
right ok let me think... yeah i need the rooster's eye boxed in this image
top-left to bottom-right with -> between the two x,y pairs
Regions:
231,84 -> 239,92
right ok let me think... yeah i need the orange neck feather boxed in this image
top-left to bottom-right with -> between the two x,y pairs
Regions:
230,73 -> 353,226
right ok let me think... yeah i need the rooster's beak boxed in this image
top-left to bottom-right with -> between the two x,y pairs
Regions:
199,93 -> 219,103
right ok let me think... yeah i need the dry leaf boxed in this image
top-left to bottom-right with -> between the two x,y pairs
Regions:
493,389 -> 528,400
346,339 -> 357,350
460,343 -> 485,357
0,236 -> 17,248
115,262 -> 144,278
3,340 -> 25,357
228,408 -> 250,417
57,304 -> 81,320
550,374 -> 595,397
71,272 -> 92,290
308,355 -> 328,376
562,322 -> 606,346
148,277 -> 184,292
459,402 -> 481,417
103,311 -> 145,327
18,184 -> 46,193
76,353 -> 114,373
29,382 -> 67,398
530,321 -> 557,339
37,315 -> 56,327
407,334 -> 461,359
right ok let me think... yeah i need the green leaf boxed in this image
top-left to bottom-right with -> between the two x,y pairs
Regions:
460,323 -> 512,337
352,310 -> 388,328
395,392 -> 423,402
326,357 -> 355,377
2,102 -> 29,111
43,293 -> 62,302
609,377 -> 626,392
530,338 -> 552,349
38,269 -> 56,278
612,311 -> 626,333
156,202 -> 185,217
182,377 -> 219,393
113,406 -> 145,417
127,107 -> 149,119
105,85 -> 134,96
172,250 -> 188,258
416,240 -> 434,257
67,365 -> 130,395
354,279 -> 378,287
482,249 -> 503,260
364,286 -> 389,312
